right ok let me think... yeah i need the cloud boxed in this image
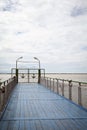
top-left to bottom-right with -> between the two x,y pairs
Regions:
0,0 -> 21,12
71,6 -> 87,17
0,0 -> 87,72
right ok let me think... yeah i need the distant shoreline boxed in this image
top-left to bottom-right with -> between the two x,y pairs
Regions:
45,73 -> 87,74
0,72 -> 87,74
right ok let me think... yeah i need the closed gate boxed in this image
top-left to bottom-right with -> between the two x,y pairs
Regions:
11,68 -> 45,83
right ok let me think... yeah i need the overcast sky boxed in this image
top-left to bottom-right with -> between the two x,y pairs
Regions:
0,0 -> 87,73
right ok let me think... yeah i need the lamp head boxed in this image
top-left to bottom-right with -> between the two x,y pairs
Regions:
19,56 -> 23,59
34,57 -> 39,60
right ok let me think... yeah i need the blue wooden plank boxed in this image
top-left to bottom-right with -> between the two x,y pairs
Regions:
0,121 -> 8,130
7,121 -> 19,130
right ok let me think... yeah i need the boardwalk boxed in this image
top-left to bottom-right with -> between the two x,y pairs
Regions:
0,83 -> 87,130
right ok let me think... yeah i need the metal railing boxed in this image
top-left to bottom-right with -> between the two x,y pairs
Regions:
0,76 -> 17,113
40,77 -> 87,109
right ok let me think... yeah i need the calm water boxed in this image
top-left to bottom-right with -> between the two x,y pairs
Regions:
0,73 -> 11,82
0,73 -> 87,83
45,73 -> 87,83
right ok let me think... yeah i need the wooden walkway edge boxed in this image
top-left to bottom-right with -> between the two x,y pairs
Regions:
0,83 -> 87,130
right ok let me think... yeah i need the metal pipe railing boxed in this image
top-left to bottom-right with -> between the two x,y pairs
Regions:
40,77 -> 87,109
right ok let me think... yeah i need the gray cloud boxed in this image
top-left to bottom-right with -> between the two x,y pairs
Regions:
0,0 -> 18,11
0,0 -> 87,73
71,6 -> 87,17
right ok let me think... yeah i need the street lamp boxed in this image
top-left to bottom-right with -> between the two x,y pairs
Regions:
33,57 -> 41,83
33,57 -> 40,69
16,56 -> 23,83
16,56 -> 23,69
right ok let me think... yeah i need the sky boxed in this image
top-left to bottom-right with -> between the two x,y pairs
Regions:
0,0 -> 87,73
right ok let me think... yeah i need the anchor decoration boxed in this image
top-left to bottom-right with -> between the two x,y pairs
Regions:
32,73 -> 36,79
21,73 -> 25,78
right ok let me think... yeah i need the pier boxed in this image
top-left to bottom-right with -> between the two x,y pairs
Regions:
0,68 -> 87,129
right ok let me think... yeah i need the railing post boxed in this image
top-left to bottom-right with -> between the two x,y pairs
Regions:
47,78 -> 48,88
69,80 -> 72,100
7,80 -> 8,84
42,78 -> 44,85
50,78 -> 51,90
5,85 -> 8,103
0,91 -> 1,111
4,82 -> 5,86
16,69 -> 18,83
62,80 -> 64,96
0,87 -> 5,111
28,69 -> 29,83
56,79 -> 59,94
78,82 -> 82,106
53,78 -> 54,92
38,69 -> 41,84
45,78 -> 47,87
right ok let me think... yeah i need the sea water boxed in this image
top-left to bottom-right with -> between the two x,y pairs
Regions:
0,73 -> 87,82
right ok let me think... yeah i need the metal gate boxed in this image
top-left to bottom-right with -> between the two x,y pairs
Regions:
18,69 -> 38,83
11,68 -> 45,83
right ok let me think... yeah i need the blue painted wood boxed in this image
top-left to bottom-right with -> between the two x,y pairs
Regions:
0,83 -> 87,130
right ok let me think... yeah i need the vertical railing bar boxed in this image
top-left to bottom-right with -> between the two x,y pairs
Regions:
4,82 -> 5,86
47,78 -> 48,88
78,82 -> 82,106
56,79 -> 59,94
44,78 -> 46,87
69,80 -> 72,100
53,78 -> 54,92
50,78 -> 51,90
40,77 -> 87,108
28,69 -> 29,83
62,80 -> 64,96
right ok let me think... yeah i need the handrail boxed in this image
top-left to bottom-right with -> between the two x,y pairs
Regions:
0,76 -> 17,113
0,76 -> 16,88
44,77 -> 87,85
40,76 -> 87,109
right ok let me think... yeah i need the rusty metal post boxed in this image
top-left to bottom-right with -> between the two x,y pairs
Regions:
69,80 -> 72,100
78,82 -> 82,106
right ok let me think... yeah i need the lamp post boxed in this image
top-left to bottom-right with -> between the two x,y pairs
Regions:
16,56 -> 23,69
16,56 -> 23,83
33,57 -> 41,83
33,57 -> 40,69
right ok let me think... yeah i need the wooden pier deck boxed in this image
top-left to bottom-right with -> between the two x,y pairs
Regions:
0,83 -> 87,130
